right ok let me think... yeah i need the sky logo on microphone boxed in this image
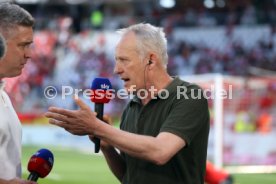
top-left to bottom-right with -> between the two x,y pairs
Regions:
100,84 -> 110,90
91,78 -> 113,103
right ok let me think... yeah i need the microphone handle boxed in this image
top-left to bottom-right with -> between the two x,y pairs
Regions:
94,103 -> 104,153
27,172 -> 39,181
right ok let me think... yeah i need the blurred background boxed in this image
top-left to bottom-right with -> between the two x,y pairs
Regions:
1,0 -> 276,183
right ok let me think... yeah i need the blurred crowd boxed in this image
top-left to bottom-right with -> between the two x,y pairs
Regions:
6,23 -> 274,119
3,1 -> 276,125
22,0 -> 276,31
168,26 -> 276,76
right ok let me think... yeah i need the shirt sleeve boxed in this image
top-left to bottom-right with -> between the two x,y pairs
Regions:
160,94 -> 209,146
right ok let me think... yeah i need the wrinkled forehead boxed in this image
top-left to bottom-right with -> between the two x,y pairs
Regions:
1,25 -> 33,41
116,33 -> 138,54
8,26 -> 33,43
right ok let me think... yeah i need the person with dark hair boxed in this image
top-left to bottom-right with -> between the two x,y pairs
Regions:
46,23 -> 210,184
0,2 -> 36,184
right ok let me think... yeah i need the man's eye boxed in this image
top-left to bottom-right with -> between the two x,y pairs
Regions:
122,59 -> 129,63
25,44 -> 31,48
20,44 -> 30,49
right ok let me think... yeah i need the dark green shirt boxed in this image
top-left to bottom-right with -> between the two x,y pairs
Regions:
120,77 -> 210,184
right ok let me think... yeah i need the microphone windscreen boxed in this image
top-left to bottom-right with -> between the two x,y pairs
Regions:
0,34 -> 6,59
27,148 -> 54,178
90,77 -> 113,103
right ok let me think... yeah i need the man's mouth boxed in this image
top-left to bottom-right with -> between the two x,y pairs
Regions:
20,61 -> 27,66
122,78 -> 130,82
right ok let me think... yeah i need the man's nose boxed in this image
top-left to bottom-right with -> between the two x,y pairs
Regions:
24,46 -> 32,59
114,62 -> 123,74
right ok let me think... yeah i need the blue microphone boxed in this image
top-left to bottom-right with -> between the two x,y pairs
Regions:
90,78 -> 112,153
27,148 -> 54,181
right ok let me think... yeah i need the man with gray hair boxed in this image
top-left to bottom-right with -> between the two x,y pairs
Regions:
46,23 -> 210,184
0,2 -> 36,184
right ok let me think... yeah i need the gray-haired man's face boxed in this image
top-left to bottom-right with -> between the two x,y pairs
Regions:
0,26 -> 33,78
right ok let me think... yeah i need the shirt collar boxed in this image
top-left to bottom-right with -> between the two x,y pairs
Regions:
164,76 -> 183,95
131,95 -> 141,104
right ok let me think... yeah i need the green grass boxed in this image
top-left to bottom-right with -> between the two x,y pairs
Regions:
22,146 -> 276,184
22,146 -> 119,184
234,173 -> 276,184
